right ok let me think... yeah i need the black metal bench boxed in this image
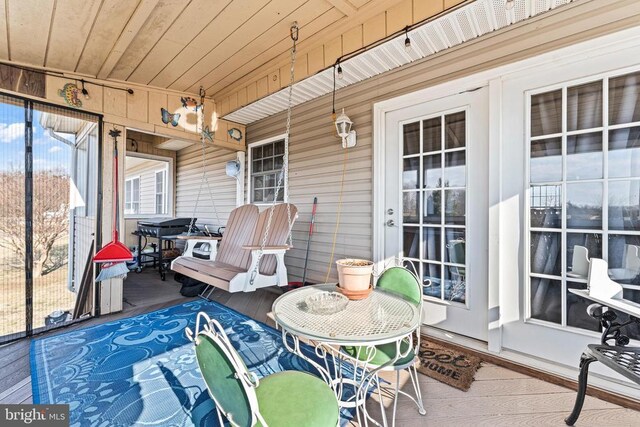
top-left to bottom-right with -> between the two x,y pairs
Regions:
565,305 -> 640,425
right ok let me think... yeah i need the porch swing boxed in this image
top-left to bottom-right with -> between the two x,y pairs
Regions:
171,24 -> 300,295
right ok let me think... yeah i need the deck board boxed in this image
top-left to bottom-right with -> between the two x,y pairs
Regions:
0,270 -> 637,425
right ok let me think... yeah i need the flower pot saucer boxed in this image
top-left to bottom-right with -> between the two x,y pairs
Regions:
336,284 -> 373,300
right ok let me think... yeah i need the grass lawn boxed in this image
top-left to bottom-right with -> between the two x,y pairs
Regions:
0,243 -> 76,338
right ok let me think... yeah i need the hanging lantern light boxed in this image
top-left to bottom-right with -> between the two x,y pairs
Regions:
334,108 -> 356,148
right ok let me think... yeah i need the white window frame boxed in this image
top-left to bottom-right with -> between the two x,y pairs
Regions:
154,167 -> 168,215
246,134 -> 288,205
124,176 -> 140,215
124,152 -> 174,218
524,66 -> 640,336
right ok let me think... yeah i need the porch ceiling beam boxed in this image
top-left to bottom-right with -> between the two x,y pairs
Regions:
326,0 -> 358,17
97,0 -> 159,80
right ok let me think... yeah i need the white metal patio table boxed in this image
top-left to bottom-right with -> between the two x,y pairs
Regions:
272,284 -> 420,426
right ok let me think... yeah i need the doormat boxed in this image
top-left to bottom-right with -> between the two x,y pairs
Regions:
416,341 -> 482,391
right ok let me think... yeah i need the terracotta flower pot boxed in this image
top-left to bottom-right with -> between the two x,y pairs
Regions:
336,259 -> 373,293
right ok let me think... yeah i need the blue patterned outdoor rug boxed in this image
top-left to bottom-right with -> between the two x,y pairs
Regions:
31,300 -> 360,426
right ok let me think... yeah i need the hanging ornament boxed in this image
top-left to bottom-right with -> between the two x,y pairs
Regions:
228,127 -> 243,141
58,83 -> 83,108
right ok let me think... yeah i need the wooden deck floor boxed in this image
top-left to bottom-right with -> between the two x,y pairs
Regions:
1,270 -> 637,425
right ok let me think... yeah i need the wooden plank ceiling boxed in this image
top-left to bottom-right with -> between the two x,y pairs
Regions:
0,0 -> 412,99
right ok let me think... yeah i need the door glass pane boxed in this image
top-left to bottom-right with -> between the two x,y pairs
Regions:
444,228 -> 465,264
531,137 -> 562,182
403,157 -> 419,189
401,109 -> 466,304
403,227 -> 420,259
609,71 -> 640,125
423,190 -> 440,224
445,112 -> 465,149
607,234 -> 640,285
566,132 -> 602,180
531,90 -> 562,137
403,122 -> 420,155
422,227 -> 441,262
530,185 -> 562,228
423,118 -> 441,153
530,232 -> 561,276
423,263 -> 441,298
444,189 -> 465,225
444,152 -> 465,187
403,192 -> 419,223
567,81 -> 602,131
608,180 -> 640,231
567,182 -> 602,229
444,266 -> 466,303
423,154 -> 441,188
530,278 -> 562,324
609,126 -> 640,178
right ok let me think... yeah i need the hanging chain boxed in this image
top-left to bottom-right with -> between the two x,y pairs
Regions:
188,87 -> 221,236
249,23 -> 298,286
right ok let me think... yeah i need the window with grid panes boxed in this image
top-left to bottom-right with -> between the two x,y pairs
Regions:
250,139 -> 285,203
528,70 -> 640,339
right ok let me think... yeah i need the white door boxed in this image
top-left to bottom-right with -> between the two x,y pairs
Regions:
382,87 -> 489,341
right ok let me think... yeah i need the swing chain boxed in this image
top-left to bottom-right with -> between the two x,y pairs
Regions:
187,87 -> 221,236
249,23 -> 298,287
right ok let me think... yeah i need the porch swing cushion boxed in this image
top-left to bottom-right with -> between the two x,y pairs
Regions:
174,258 -> 245,292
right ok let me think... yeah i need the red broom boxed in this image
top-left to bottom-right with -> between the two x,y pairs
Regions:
94,129 -> 132,282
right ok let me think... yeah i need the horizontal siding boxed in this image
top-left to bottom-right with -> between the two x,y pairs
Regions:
246,0 -> 640,284
125,161 -> 164,216
175,144 -> 238,228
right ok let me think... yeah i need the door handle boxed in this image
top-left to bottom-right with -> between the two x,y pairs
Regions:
386,219 -> 395,227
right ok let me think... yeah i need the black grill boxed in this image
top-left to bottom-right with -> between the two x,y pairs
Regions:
134,218 -> 195,281
136,217 -> 194,237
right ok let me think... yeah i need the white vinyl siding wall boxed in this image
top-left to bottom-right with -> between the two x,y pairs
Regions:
124,161 -> 167,216
175,144 -> 238,228
245,0 -> 640,284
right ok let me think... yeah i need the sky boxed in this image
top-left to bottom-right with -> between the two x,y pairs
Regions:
0,105 -> 73,174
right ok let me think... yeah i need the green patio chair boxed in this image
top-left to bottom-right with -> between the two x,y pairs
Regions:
342,266 -> 426,427
186,312 -> 340,427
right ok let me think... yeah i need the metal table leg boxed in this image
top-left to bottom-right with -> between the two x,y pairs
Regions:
565,352 -> 597,426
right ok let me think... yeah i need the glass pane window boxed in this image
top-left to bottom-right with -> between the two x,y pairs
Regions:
250,139 -> 285,203
528,71 -> 640,334
401,111 -> 467,304
155,169 -> 166,215
530,138 -> 562,183
608,127 -> 640,178
531,90 -> 562,137
567,81 -> 602,131
125,177 -> 140,215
